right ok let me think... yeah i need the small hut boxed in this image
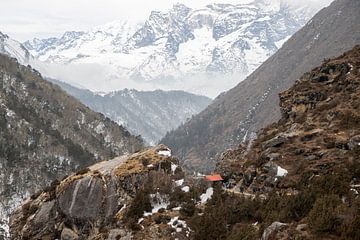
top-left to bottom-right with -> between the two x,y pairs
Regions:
205,174 -> 224,182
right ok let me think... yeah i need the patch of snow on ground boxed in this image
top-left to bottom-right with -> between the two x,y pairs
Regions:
200,187 -> 213,204
276,166 -> 288,177
144,193 -> 169,217
168,216 -> 191,236
158,149 -> 172,157
175,179 -> 184,186
181,186 -> 190,192
171,163 -> 178,174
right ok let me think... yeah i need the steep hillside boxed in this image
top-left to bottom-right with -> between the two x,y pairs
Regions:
0,54 -> 143,238
24,1 -> 321,97
49,79 -> 211,145
161,0 -> 360,172
208,45 -> 360,240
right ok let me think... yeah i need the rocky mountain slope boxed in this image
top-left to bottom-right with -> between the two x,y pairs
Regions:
24,0 -> 322,97
10,45 -> 360,239
0,54 -> 143,238
49,79 -> 211,145
210,44 -> 360,239
161,0 -> 360,172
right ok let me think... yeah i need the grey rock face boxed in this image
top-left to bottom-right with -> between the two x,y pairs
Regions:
61,228 -> 79,240
349,135 -> 360,151
58,176 -> 105,220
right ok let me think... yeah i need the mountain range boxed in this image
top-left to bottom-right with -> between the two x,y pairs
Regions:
24,0 -> 323,97
161,0 -> 360,172
48,79 -> 211,145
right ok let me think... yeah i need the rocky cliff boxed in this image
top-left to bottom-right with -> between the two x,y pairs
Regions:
161,0 -> 360,172
0,54 -> 143,238
10,145 -> 189,240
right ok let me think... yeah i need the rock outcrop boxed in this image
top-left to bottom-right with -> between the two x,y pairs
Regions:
10,145 -> 185,240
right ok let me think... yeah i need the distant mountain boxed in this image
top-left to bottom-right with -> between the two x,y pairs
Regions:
161,0 -> 360,172
49,79 -> 211,145
0,32 -> 33,65
0,54 -> 143,238
24,0 -> 322,97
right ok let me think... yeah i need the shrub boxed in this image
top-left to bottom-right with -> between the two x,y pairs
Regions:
342,215 -> 360,240
180,201 -> 196,217
279,191 -> 315,222
190,202 -> 228,240
125,189 -> 151,225
308,194 -> 341,234
227,224 -> 258,240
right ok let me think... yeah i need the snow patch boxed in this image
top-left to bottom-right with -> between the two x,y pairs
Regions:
171,163 -> 178,174
158,150 -> 172,157
200,187 -> 213,204
144,193 -> 169,217
181,186 -> 190,193
168,216 -> 191,236
175,179 -> 184,186
276,166 -> 288,177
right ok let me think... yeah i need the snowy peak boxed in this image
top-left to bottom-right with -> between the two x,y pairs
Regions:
24,2 -> 324,97
0,31 -> 32,65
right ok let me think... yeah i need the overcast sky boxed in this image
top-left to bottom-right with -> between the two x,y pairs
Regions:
0,0 -> 333,42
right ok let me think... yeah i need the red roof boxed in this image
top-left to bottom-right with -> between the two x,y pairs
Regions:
205,174 -> 223,182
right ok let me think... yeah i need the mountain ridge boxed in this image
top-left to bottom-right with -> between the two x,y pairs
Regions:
161,0 -> 360,172
24,1 -> 321,97
48,78 -> 212,145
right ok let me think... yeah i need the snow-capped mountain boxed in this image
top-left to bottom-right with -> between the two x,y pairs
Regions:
0,32 -> 33,65
24,0 -> 323,97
